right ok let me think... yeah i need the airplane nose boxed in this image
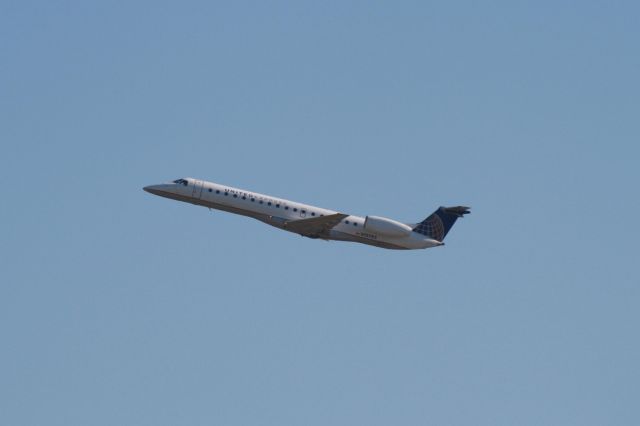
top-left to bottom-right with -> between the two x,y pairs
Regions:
143,185 -> 163,195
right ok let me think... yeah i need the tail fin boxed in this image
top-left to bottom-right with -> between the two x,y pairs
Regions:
413,206 -> 470,241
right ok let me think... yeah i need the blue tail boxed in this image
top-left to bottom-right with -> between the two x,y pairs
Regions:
413,206 -> 470,242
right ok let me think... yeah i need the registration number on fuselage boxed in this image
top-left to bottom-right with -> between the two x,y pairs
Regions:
356,231 -> 377,240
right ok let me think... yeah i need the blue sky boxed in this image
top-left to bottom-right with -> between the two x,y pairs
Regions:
1,1 -> 639,425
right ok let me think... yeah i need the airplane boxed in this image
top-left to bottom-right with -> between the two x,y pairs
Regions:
143,178 -> 470,250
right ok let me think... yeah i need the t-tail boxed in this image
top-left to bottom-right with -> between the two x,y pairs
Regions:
412,206 -> 471,242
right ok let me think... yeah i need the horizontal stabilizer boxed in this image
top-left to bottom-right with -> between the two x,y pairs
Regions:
441,206 -> 471,217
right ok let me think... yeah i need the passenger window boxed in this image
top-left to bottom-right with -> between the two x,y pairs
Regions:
268,202 -> 272,206
216,190 -> 220,194
259,200 -> 263,204
284,206 -> 289,210
276,204 -> 280,208
293,208 -> 298,212
224,192 -> 229,196
242,196 -> 246,200
251,198 -> 255,202
345,220 -> 350,224
311,212 -> 315,216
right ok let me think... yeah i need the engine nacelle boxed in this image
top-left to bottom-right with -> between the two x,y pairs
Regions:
364,216 -> 413,237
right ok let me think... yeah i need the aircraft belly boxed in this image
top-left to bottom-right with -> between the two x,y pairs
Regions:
328,230 -> 409,250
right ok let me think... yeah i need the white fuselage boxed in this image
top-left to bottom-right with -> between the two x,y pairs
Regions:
143,178 -> 443,250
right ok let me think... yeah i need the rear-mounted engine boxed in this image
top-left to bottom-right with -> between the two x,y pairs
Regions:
363,216 -> 412,237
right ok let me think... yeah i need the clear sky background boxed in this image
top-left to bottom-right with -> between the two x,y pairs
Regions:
1,1 -> 639,425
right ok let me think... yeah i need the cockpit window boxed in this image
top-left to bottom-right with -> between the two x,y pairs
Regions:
172,179 -> 188,186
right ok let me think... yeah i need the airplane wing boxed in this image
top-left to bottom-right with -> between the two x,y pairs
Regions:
284,213 -> 348,237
